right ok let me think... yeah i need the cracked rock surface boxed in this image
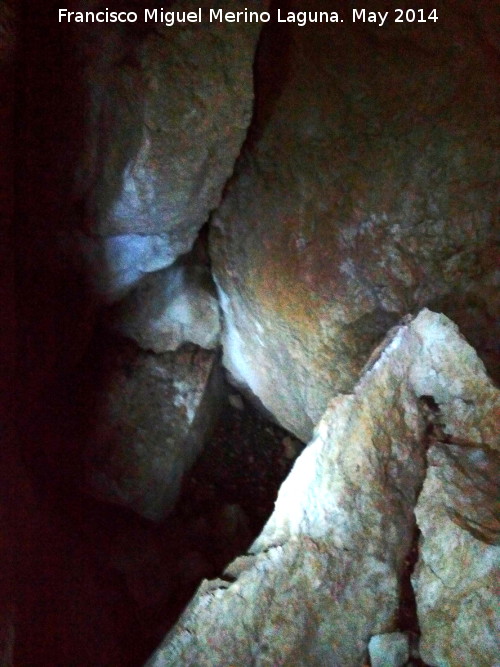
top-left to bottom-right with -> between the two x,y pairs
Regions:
106,258 -> 220,353
413,445 -> 499,666
211,0 -> 499,441
80,336 -> 224,521
146,310 -> 499,667
69,0 -> 265,301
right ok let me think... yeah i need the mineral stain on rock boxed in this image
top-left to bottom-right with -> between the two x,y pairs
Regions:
147,311 -> 499,667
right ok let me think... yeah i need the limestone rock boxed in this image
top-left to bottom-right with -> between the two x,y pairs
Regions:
211,0 -> 499,441
84,339 -> 224,521
106,260 -> 220,352
413,445 -> 499,666
74,0 -> 264,300
147,310 -> 497,666
73,233 -> 181,303
368,632 -> 409,667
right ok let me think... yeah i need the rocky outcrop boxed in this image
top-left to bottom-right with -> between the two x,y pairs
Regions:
413,444 -> 499,666
71,0 -> 265,301
106,259 -> 220,353
146,310 -> 499,666
83,338 -> 224,521
211,0 -> 499,441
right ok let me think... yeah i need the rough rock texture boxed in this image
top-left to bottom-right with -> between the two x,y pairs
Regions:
83,339 -> 224,521
413,446 -> 499,666
106,260 -> 220,352
71,0 -> 265,301
146,310 -> 498,666
368,632 -> 409,667
211,0 -> 500,441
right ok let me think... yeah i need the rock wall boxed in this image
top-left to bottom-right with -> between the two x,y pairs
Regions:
81,337 -> 224,521
211,0 -> 499,441
13,0 -> 265,527
146,310 -> 499,667
70,0 -> 265,301
413,442 -> 499,666
16,0 -> 265,405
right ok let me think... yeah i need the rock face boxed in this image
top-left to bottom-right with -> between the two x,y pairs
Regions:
83,339 -> 224,521
72,0 -> 265,301
106,260 -> 220,353
146,310 -> 499,666
211,0 -> 499,441
368,632 -> 409,667
413,445 -> 499,666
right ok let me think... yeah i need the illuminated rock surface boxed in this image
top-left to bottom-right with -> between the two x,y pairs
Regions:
368,632 -> 410,667
73,0 -> 265,300
146,310 -> 499,667
413,445 -> 499,666
106,259 -> 220,353
211,0 -> 499,441
6,2 -> 499,664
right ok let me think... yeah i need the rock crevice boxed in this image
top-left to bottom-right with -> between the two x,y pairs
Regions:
147,310 -> 499,667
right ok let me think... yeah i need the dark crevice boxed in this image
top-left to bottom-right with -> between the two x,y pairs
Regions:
391,394 -> 438,667
206,0 -> 293,212
396,528 -> 433,667
397,525 -> 421,635
19,331 -> 304,665
243,0 -> 294,151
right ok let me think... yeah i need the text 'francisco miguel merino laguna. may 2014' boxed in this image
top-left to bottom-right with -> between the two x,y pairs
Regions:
58,7 -> 439,28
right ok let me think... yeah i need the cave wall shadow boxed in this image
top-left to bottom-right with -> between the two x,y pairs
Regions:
11,3 -> 158,666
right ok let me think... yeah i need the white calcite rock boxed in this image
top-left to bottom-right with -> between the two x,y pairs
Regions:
146,310 -> 499,666
413,446 -> 499,667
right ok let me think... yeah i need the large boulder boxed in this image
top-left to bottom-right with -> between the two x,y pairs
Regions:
211,0 -> 499,441
82,338 -> 224,521
71,0 -> 265,301
146,310 -> 499,666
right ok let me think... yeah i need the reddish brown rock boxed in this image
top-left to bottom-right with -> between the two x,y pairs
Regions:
211,0 -> 499,440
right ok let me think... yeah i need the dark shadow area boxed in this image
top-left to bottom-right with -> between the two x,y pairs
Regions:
12,2 -> 294,665
10,5 -> 302,649
19,345 -> 303,665
12,3 -> 139,664
8,2 -> 497,665
244,0 -> 294,150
